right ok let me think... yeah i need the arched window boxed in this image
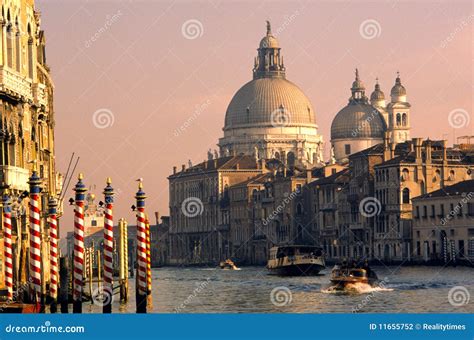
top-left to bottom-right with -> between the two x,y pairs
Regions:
402,113 -> 407,126
15,17 -> 20,72
27,24 -> 34,78
296,203 -> 303,215
401,168 -> 409,181
6,11 -> 13,68
274,152 -> 280,160
402,188 -> 410,204
396,113 -> 401,126
287,151 -> 295,168
448,170 -> 455,181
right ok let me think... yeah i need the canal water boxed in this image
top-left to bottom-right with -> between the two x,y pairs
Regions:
82,266 -> 473,313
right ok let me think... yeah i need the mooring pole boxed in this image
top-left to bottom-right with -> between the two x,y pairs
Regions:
103,178 -> 114,313
119,218 -> 129,302
3,190 -> 13,301
48,197 -> 59,313
135,179 -> 147,313
28,163 -> 44,312
73,173 -> 87,313
59,256 -> 69,313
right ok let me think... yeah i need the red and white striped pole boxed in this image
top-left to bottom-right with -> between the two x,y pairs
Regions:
28,165 -> 43,311
145,218 -> 152,296
73,173 -> 87,313
3,191 -> 13,301
135,179 -> 147,313
48,197 -> 59,313
103,178 -> 114,313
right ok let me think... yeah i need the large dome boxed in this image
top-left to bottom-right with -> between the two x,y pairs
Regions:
331,103 -> 386,140
224,77 -> 317,130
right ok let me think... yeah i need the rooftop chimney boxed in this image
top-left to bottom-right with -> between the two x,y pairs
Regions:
173,166 -> 177,174
413,138 -> 422,163
181,164 -> 186,172
383,132 -> 391,161
154,211 -> 160,225
425,140 -> 432,163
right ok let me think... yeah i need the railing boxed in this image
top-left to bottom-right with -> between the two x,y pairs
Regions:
0,66 -> 32,100
0,165 -> 30,191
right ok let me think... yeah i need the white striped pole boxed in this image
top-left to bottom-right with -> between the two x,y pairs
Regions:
73,173 -> 87,313
135,179 -> 147,313
28,166 -> 43,311
3,191 -> 13,301
103,178 -> 114,313
48,197 -> 59,313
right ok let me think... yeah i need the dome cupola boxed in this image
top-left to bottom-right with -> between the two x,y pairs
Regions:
253,21 -> 285,79
370,78 -> 386,107
390,72 -> 407,102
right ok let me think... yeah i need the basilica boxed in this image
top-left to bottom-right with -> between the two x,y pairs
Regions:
168,22 -> 474,266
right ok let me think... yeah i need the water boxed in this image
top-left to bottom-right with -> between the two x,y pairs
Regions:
82,266 -> 474,313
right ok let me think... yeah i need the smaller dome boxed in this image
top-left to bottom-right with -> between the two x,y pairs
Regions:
371,82 -> 385,101
259,21 -> 279,48
351,68 -> 365,90
259,35 -> 279,49
331,103 -> 386,140
391,74 -> 406,99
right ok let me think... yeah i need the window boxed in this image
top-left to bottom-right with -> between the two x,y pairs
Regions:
91,220 -> 97,227
415,206 -> 420,219
396,113 -> 401,126
430,205 -> 435,218
402,113 -> 407,126
402,188 -> 410,204
345,144 -> 351,155
468,203 -> 474,216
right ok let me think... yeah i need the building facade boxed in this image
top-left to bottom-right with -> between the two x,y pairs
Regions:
412,180 -> 474,264
0,0 -> 59,293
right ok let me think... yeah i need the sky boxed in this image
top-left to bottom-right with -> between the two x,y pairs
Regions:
35,0 -> 473,234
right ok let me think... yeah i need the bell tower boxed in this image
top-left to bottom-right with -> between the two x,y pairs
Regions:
387,72 -> 411,144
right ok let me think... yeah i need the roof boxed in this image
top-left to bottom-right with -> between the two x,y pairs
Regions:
224,77 -> 317,130
169,155 -> 261,178
413,180 -> 474,200
310,168 -> 350,186
230,173 -> 272,189
331,103 -> 386,140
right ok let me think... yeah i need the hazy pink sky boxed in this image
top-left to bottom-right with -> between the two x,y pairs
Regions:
36,0 -> 473,234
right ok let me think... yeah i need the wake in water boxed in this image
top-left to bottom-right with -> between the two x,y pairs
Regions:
321,282 -> 394,294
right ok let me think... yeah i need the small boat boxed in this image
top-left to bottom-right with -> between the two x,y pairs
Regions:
267,245 -> 325,276
330,264 -> 378,289
0,303 -> 38,313
219,259 -> 240,270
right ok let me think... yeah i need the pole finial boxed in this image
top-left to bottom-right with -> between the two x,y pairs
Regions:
106,177 -> 112,185
355,68 -> 359,80
78,173 -> 84,180
266,20 -> 271,35
137,178 -> 143,189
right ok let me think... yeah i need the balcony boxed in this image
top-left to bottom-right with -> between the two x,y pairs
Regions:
32,83 -> 48,107
0,165 -> 30,191
0,66 -> 32,100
